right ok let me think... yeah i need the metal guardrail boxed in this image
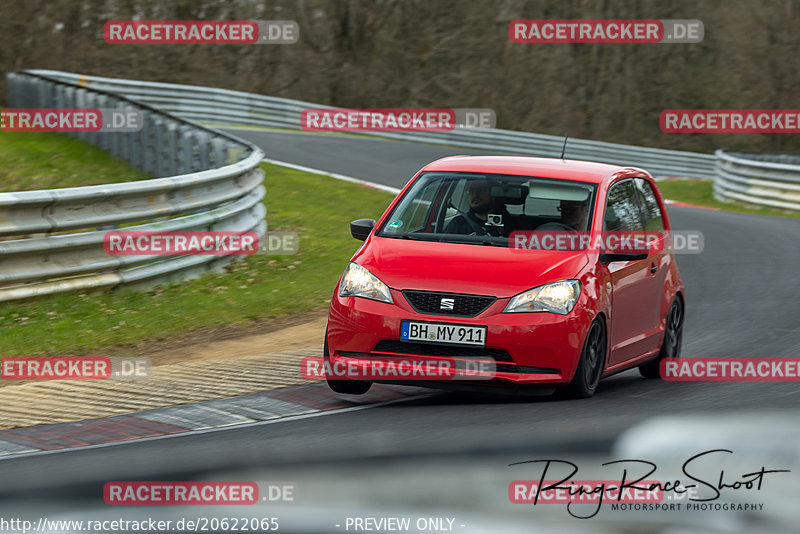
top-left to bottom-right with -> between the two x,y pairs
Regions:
0,71 -> 266,302
28,69 -> 718,180
3,72 -> 797,305
25,71 -> 800,214
714,150 -> 800,212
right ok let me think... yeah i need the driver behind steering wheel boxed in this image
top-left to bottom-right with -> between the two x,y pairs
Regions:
444,179 -> 508,236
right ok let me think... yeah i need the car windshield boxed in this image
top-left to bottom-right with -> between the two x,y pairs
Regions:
377,171 -> 597,245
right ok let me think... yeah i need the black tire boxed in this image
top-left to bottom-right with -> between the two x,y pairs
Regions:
324,328 -> 372,395
562,319 -> 607,399
639,297 -> 683,379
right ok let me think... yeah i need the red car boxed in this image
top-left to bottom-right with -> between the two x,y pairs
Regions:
325,156 -> 685,398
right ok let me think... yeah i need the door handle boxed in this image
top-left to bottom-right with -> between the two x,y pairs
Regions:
649,263 -> 658,274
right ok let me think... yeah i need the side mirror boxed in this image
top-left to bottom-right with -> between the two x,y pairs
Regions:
599,252 -> 648,264
350,218 -> 376,241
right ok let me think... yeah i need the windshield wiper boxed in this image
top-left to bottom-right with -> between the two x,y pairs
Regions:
387,233 -> 507,246
445,238 -> 508,247
390,233 -> 440,241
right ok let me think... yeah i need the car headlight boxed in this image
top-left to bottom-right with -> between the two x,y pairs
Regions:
338,262 -> 393,304
503,280 -> 581,314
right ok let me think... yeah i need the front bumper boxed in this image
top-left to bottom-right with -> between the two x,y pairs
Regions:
326,286 -> 592,386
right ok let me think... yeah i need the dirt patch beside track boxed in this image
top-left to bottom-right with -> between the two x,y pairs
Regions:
0,313 -> 330,429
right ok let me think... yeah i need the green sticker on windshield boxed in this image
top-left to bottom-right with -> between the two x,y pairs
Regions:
387,220 -> 403,230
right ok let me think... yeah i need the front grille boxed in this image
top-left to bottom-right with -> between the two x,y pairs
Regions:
373,340 -> 513,362
402,290 -> 496,317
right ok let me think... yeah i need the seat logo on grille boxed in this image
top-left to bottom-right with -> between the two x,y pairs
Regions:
440,298 -> 455,310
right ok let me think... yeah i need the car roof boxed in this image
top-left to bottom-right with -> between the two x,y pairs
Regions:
421,155 -> 643,184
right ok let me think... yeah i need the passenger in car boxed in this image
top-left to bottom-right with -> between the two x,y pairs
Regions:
559,199 -> 591,230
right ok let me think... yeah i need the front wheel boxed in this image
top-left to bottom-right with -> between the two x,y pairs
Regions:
639,297 -> 683,379
561,318 -> 607,398
324,328 -> 372,395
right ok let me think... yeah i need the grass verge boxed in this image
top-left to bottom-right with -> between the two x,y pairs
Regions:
0,132 -> 150,191
0,163 -> 394,356
659,179 -> 800,219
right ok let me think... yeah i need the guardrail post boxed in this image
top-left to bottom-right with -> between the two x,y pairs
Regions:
85,90 -> 101,148
210,137 -> 227,169
6,73 -> 19,106
151,115 -> 166,177
35,76 -> 48,107
126,113 -> 139,166
108,102 -> 123,158
140,110 -> 157,175
62,85 -> 75,138
53,82 -> 66,115
182,128 -> 199,172
161,122 -> 179,177
196,131 -> 211,170
74,87 -> 88,143
174,125 -> 188,174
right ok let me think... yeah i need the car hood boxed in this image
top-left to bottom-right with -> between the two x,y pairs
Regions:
352,236 -> 590,298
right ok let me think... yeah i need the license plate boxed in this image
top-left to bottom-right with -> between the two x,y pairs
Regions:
401,321 -> 487,347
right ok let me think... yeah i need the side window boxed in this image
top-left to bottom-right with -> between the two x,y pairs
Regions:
440,180 -> 464,229
402,179 -> 439,232
383,178 -> 441,234
604,180 -> 644,231
634,179 -> 665,231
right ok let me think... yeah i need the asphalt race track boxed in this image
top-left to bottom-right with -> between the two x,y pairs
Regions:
2,130 -> 799,532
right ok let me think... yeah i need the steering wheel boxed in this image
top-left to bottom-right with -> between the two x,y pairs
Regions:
536,221 -> 578,232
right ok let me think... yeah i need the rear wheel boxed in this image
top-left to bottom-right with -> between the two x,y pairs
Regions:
639,297 -> 683,378
324,328 -> 372,395
562,318 -> 606,399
